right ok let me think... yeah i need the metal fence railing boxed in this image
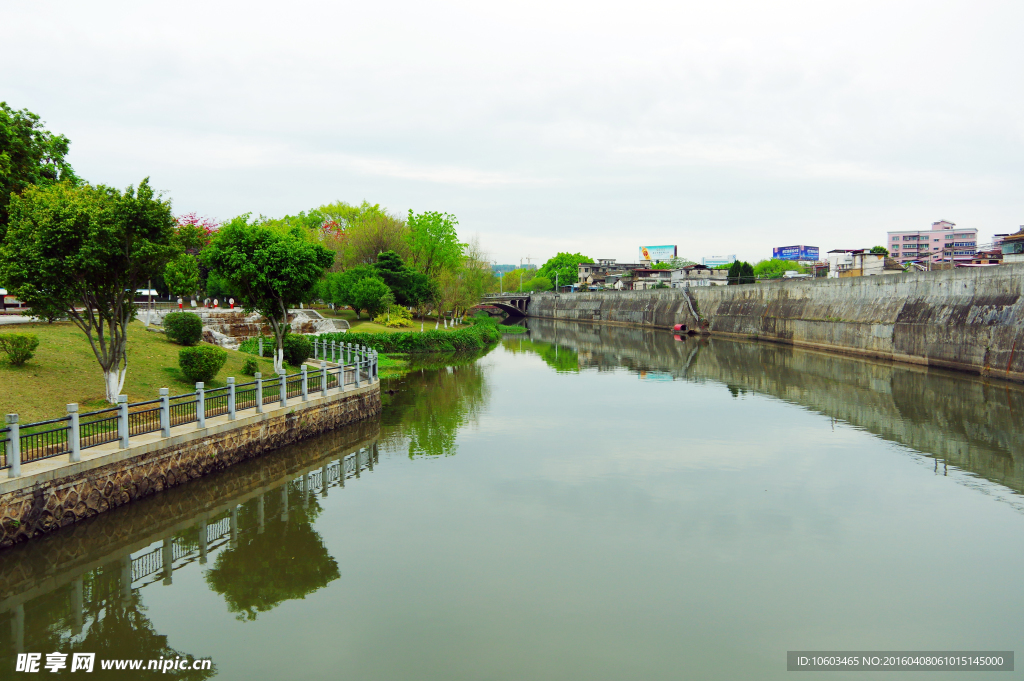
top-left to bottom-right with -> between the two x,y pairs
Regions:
1,344 -> 378,476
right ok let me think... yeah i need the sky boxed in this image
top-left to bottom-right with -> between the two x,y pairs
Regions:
3,0 -> 1023,265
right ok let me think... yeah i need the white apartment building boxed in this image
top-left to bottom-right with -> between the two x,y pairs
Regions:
887,220 -> 977,265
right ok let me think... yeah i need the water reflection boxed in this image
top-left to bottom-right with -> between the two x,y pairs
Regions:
381,362 -> 491,458
521,319 -> 1024,497
0,421 -> 380,668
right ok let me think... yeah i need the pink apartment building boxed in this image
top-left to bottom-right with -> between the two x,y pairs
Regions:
887,220 -> 977,265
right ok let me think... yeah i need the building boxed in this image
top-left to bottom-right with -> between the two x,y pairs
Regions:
772,245 -> 819,261
670,265 -> 728,288
827,249 -> 901,278
887,220 -> 978,265
1001,229 -> 1024,264
577,259 -> 644,286
701,255 -> 736,268
630,269 -> 674,289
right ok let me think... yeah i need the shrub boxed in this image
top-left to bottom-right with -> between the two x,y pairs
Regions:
373,305 -> 413,328
313,323 -> 501,354
0,333 -> 39,365
164,312 -> 204,345
282,334 -> 311,366
240,356 -> 260,376
179,345 -> 228,383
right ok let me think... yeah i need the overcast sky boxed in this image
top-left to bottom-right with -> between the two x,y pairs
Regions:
3,0 -> 1023,264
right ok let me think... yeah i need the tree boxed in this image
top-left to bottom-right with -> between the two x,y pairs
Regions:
753,259 -> 805,279
870,245 -> 889,255
0,102 -> 78,239
727,260 -> 758,284
164,253 -> 200,298
318,201 -> 411,270
203,217 -> 333,374
538,252 -> 592,289
523,276 -> 553,291
651,262 -> 673,269
325,265 -> 377,316
0,180 -> 176,401
373,249 -> 433,307
406,210 -> 465,277
350,276 -> 393,319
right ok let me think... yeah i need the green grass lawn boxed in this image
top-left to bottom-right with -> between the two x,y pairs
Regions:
0,321 -> 285,423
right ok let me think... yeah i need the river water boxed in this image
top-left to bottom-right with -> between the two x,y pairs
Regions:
2,320 -> 1023,680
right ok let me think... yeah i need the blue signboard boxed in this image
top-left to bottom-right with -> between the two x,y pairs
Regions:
772,245 -> 819,261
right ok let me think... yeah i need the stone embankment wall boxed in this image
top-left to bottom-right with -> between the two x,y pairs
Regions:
527,264 -> 1024,382
0,384 -> 380,548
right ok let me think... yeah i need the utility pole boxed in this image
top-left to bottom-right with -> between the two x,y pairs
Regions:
520,256 -> 532,293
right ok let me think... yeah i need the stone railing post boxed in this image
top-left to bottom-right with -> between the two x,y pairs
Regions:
117,395 -> 129,448
227,377 -> 236,420
313,338 -> 318,360
159,388 -> 170,436
321,361 -> 328,397
67,403 -> 81,463
355,348 -> 362,388
347,342 -> 352,364
255,373 -> 263,414
6,414 -> 20,478
301,365 -> 308,401
258,337 -> 264,358
195,383 -> 205,429
279,372 -> 287,407
373,351 -> 379,382
331,340 -> 336,363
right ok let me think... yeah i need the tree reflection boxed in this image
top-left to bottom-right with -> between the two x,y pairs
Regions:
381,360 -> 490,458
9,562 -> 215,679
204,481 -> 339,621
501,337 -> 579,372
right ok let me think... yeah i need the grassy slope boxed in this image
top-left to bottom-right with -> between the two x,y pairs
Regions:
0,321 -> 284,423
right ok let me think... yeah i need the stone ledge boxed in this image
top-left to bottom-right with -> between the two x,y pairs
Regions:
0,382 -> 381,548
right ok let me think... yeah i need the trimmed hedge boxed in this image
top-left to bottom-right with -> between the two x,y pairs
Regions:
313,323 -> 501,354
0,333 -> 39,365
164,312 -> 203,346
179,345 -> 228,383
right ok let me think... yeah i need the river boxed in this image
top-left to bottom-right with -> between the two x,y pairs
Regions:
2,320 -> 1023,679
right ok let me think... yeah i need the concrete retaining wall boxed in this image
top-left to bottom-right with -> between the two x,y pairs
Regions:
527,264 -> 1024,382
0,383 -> 381,548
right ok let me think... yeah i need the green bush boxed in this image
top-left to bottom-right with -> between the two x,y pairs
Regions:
283,334 -> 311,366
164,312 -> 204,345
240,356 -> 260,376
0,333 -> 39,365
313,323 -> 501,354
178,345 -> 228,383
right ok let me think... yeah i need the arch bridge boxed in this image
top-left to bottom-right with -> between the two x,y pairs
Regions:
480,293 -> 531,317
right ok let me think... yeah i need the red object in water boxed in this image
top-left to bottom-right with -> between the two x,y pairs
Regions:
673,334 -> 683,342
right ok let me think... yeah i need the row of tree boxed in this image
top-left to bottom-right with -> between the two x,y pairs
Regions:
0,102 -> 502,402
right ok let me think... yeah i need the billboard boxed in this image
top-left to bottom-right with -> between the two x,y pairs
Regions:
702,255 -> 736,267
639,245 -> 677,261
773,245 -> 819,261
